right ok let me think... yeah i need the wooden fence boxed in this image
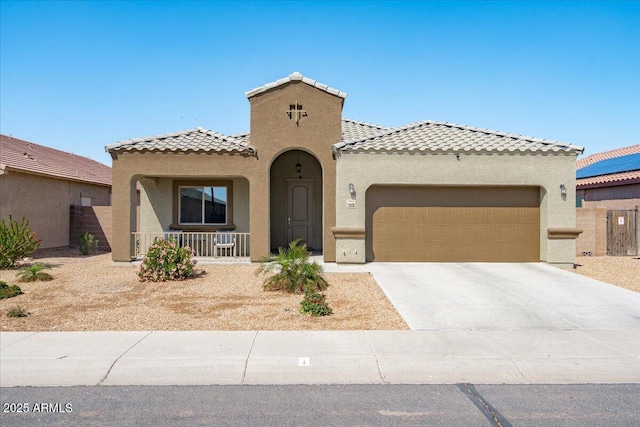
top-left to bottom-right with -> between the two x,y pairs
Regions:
606,209 -> 638,256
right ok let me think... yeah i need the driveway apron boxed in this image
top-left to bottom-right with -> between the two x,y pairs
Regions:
366,263 -> 640,331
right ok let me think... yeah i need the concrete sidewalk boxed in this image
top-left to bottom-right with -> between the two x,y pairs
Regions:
2,330 -> 640,387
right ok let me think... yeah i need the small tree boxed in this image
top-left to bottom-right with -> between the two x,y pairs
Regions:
255,240 -> 329,294
0,215 -> 41,268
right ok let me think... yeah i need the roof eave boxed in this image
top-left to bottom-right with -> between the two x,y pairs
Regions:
1,165 -> 111,187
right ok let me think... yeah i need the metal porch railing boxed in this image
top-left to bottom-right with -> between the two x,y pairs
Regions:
132,232 -> 250,259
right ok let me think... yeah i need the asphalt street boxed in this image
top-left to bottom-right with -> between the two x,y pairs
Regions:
1,384 -> 639,427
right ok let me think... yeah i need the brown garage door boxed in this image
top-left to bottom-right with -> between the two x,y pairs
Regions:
366,186 -> 540,262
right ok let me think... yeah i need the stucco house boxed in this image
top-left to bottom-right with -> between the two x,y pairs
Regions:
107,72 -> 583,267
0,134 -> 112,249
576,144 -> 640,210
575,144 -> 639,256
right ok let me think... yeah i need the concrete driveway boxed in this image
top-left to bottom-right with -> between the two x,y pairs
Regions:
366,263 -> 640,331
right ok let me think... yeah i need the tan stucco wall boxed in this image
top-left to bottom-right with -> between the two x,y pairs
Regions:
139,177 -> 250,234
111,80 -> 343,262
334,151 -> 579,266
0,170 -> 111,249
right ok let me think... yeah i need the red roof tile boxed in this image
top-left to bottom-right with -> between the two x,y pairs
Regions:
577,170 -> 640,188
0,134 -> 111,186
576,144 -> 640,169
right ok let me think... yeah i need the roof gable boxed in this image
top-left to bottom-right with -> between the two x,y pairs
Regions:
0,134 -> 111,186
245,72 -> 347,100
333,120 -> 583,154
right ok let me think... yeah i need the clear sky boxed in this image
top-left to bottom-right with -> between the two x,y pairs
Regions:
1,0 -> 638,166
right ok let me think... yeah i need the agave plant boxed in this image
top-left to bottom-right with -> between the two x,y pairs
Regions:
255,239 -> 328,293
16,262 -> 53,282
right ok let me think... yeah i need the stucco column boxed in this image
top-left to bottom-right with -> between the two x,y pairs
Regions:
111,171 -> 138,262
249,175 -> 269,262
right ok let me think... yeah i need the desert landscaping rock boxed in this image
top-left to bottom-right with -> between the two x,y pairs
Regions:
573,256 -> 640,293
0,250 -> 407,331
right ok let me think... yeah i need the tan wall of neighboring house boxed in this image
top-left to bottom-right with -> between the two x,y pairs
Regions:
334,151 -> 579,266
0,170 -> 111,249
575,207 -> 607,256
111,81 -> 343,262
578,183 -> 640,210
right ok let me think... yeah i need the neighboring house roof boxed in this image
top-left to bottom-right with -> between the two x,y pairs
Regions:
105,127 -> 257,157
577,153 -> 640,179
576,145 -> 640,188
245,71 -> 348,100
333,120 -> 583,154
576,170 -> 640,187
576,144 -> 640,169
0,134 -> 111,186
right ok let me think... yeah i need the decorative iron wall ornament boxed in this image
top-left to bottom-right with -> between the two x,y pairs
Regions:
286,101 -> 307,125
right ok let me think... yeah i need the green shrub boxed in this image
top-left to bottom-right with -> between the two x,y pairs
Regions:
6,306 -> 28,318
138,238 -> 197,282
79,232 -> 99,255
16,263 -> 53,282
255,239 -> 328,294
300,286 -> 333,317
0,281 -> 23,299
0,215 -> 41,268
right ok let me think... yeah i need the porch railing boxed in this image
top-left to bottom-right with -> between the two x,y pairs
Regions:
132,232 -> 250,259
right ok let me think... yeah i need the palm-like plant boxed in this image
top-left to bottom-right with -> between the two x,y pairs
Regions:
16,262 -> 53,282
255,240 -> 328,293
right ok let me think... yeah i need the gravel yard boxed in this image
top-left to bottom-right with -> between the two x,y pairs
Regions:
2,250 -> 637,332
572,256 -> 640,293
0,250 -> 407,331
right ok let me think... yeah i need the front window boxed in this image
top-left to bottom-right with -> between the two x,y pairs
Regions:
179,186 -> 228,225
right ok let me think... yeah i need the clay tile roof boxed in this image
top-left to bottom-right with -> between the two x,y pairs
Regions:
576,170 -> 640,187
245,72 -> 348,99
576,144 -> 640,188
576,144 -> 640,169
105,127 -> 257,156
333,120 -> 583,155
0,134 -> 111,186
341,119 -> 390,141
223,119 -> 389,147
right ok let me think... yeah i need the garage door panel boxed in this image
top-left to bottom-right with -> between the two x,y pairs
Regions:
367,186 -> 540,262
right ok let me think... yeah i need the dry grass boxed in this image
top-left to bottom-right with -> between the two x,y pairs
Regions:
573,256 -> 640,293
0,249 -> 408,331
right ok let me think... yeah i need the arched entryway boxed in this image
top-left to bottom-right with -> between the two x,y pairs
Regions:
270,150 -> 323,252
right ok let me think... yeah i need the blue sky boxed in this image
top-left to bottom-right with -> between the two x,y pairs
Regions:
1,0 -> 638,166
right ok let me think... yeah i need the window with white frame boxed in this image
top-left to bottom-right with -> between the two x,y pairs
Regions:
179,186 -> 228,225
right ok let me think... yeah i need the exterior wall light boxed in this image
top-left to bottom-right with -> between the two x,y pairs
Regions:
349,183 -> 356,198
559,184 -> 567,200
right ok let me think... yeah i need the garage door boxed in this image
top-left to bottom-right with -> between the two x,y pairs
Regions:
366,186 -> 540,262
